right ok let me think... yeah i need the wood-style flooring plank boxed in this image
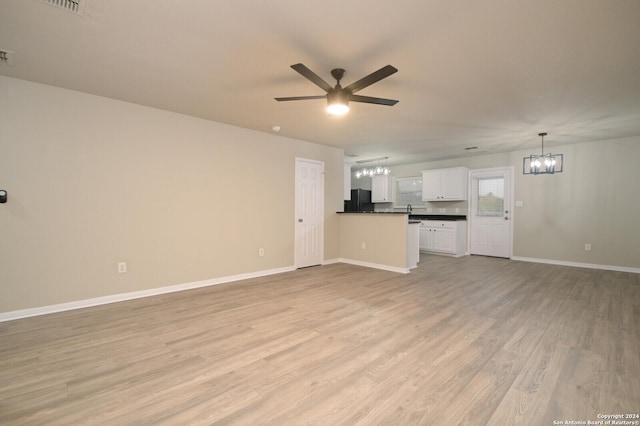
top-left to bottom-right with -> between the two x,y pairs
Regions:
1,255 -> 639,425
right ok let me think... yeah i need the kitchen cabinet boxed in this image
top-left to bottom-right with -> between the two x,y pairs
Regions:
421,167 -> 469,201
344,164 -> 352,200
419,220 -> 467,257
419,225 -> 434,252
372,175 -> 393,202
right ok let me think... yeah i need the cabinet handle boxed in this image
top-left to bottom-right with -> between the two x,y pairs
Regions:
298,218 -> 303,222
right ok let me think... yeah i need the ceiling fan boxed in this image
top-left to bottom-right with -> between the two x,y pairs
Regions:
275,63 -> 399,115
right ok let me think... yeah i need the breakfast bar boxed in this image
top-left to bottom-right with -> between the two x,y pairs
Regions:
337,212 -> 420,273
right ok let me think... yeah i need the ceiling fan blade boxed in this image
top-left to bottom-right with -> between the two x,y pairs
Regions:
290,63 -> 333,92
344,65 -> 398,94
274,95 -> 326,102
350,94 -> 398,106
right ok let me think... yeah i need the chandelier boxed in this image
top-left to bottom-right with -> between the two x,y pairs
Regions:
354,157 -> 391,179
523,132 -> 563,175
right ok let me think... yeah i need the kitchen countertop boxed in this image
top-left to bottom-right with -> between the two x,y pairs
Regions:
409,214 -> 467,221
337,212 -> 467,221
337,211 -> 409,214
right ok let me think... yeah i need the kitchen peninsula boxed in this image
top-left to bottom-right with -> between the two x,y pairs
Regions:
337,212 -> 420,273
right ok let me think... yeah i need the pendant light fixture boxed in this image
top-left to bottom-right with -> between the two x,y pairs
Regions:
354,156 -> 391,178
523,132 -> 563,175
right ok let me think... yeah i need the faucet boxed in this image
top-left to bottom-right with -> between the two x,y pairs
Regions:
407,203 -> 412,214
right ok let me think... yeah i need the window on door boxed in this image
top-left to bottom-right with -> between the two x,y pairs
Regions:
477,177 -> 504,217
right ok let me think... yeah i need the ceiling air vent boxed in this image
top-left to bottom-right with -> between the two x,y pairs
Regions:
463,146 -> 490,155
0,49 -> 15,66
36,0 -> 87,16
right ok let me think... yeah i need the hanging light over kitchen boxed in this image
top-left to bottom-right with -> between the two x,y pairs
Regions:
354,157 -> 391,178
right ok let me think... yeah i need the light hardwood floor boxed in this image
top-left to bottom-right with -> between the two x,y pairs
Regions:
1,255 -> 639,425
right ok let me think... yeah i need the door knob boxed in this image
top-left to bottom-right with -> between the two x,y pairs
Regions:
504,217 -> 509,220
298,218 -> 303,222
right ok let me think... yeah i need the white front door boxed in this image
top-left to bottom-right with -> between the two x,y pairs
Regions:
295,158 -> 324,268
469,167 -> 513,258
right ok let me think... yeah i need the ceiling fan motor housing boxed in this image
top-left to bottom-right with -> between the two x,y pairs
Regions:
328,88 -> 349,103
331,68 -> 346,83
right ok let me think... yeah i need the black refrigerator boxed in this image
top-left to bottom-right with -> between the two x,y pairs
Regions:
344,189 -> 375,212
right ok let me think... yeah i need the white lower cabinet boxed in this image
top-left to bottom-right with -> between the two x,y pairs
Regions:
419,220 -> 467,257
407,223 -> 420,269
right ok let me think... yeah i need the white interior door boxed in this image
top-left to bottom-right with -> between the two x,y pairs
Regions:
469,167 -> 513,258
295,158 -> 324,268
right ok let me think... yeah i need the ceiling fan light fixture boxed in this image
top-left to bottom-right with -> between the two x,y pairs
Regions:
327,102 -> 349,115
326,90 -> 349,115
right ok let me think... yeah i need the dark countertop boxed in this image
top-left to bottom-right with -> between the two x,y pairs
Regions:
409,214 -> 467,221
337,211 -> 408,215
337,212 -> 467,221
338,212 -> 432,224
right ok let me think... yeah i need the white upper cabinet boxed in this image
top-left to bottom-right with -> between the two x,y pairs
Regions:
344,164 -> 352,200
421,167 -> 469,201
372,175 -> 393,202
421,170 -> 441,200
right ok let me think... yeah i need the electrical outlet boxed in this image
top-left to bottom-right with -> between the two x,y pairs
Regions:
117,262 -> 127,273
361,242 -> 366,249
259,248 -> 265,257
584,243 -> 592,251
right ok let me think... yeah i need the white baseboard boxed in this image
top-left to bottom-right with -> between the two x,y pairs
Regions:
0,266 -> 296,323
334,258 -> 410,274
511,256 -> 640,274
13,256 -> 630,323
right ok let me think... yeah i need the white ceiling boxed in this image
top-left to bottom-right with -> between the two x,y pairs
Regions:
2,0 -> 640,166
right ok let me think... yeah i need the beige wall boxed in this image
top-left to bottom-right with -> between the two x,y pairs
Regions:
0,76 -> 344,312
378,139 -> 640,269
2,75 -> 638,314
511,139 -> 639,267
